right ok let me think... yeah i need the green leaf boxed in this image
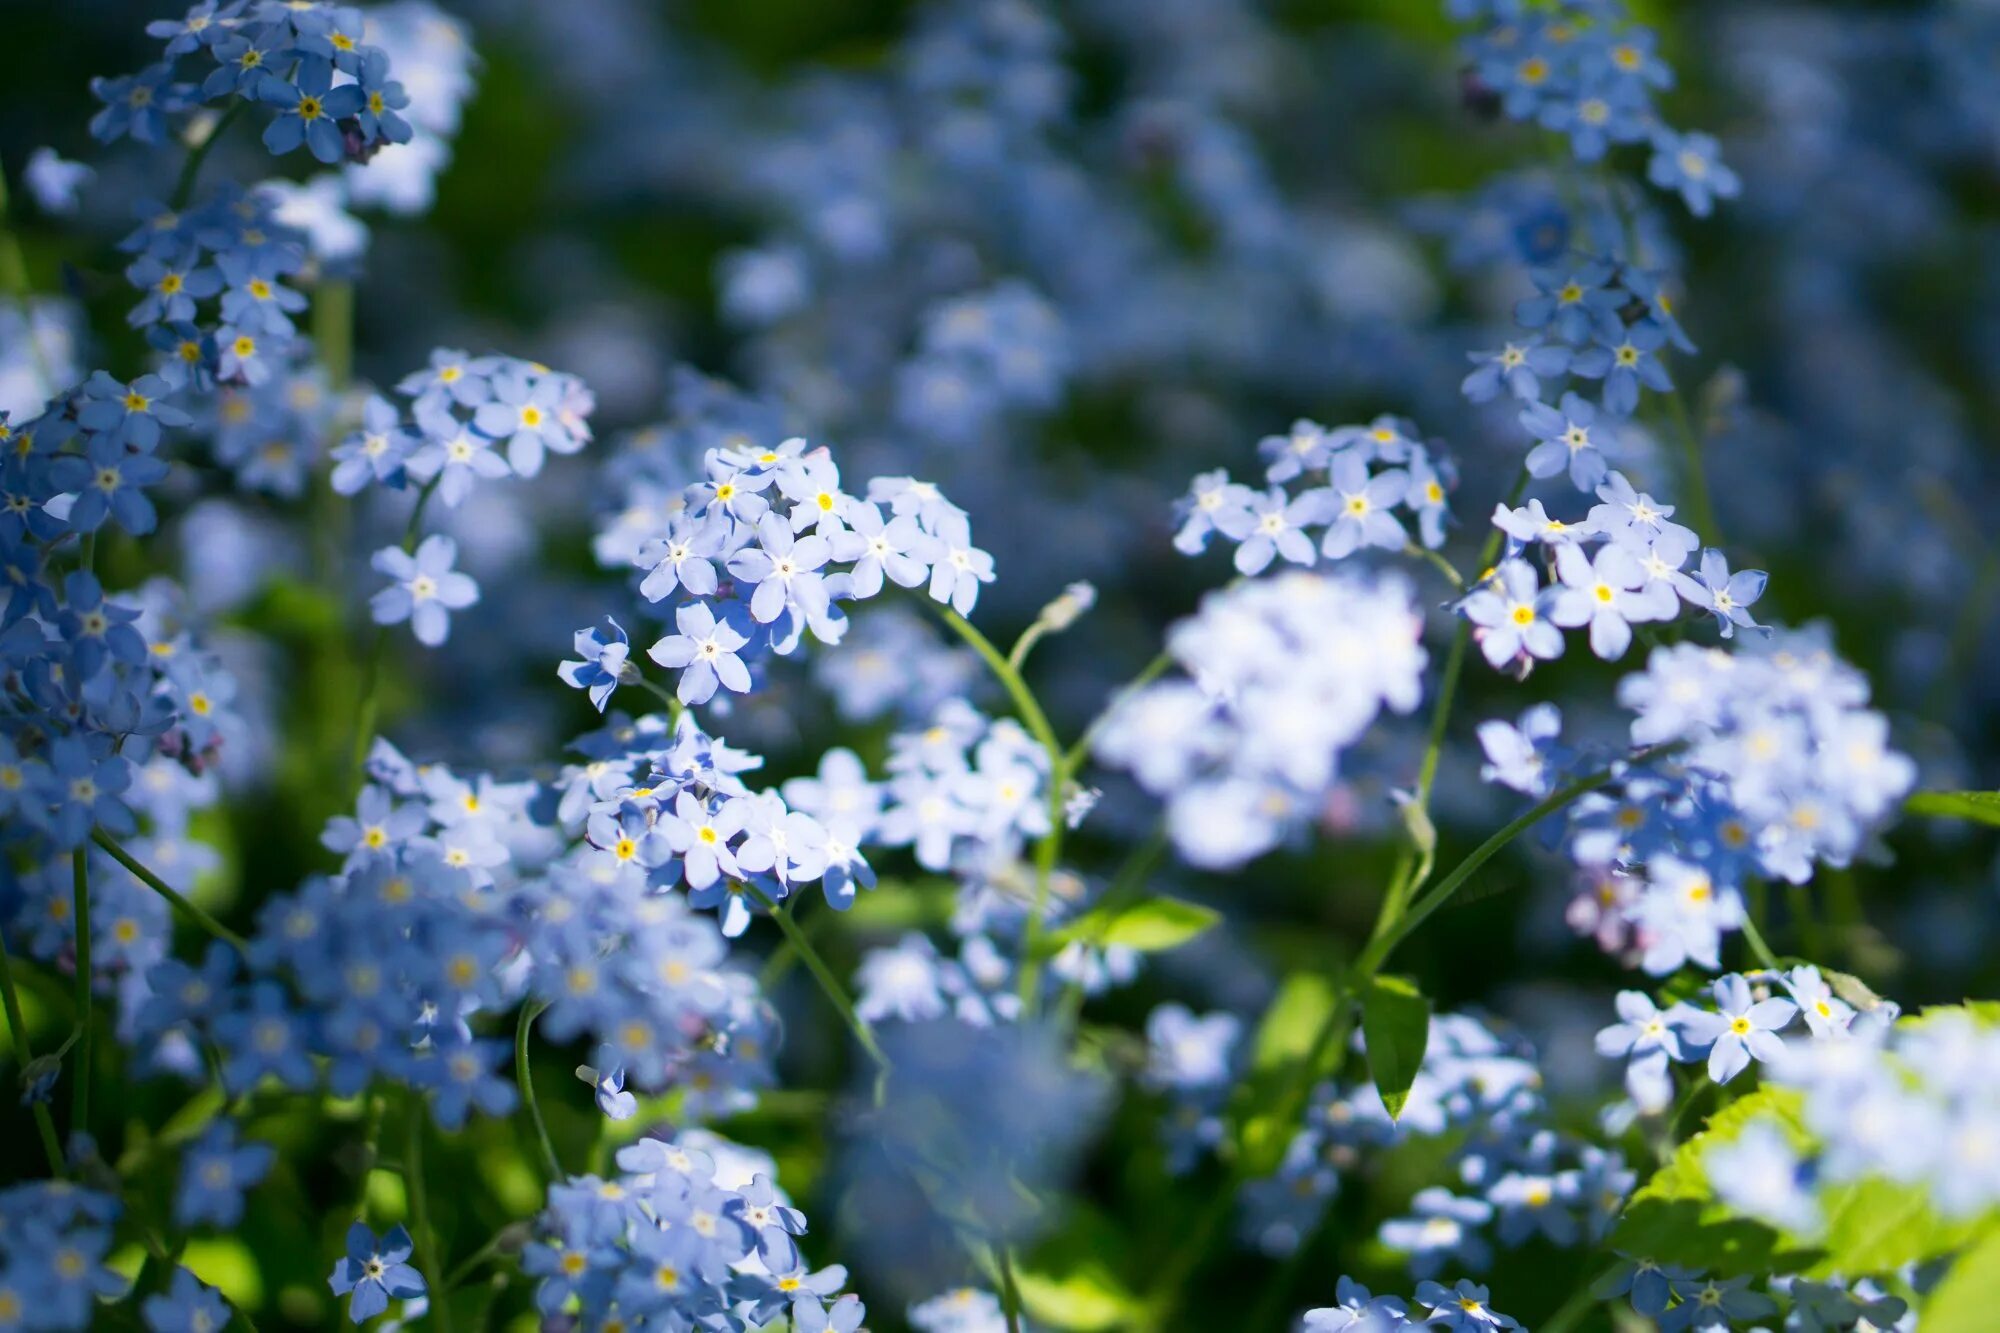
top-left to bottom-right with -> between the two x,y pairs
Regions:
1013,1263 -> 1144,1331
1920,1224 -> 2000,1333
1611,1087 -> 1816,1276
1613,1070 -> 1999,1279
1904,790 -> 2000,827
1233,973 -> 1341,1174
1053,896 -> 1219,953
1249,973 -> 1338,1073
1360,975 -> 1430,1121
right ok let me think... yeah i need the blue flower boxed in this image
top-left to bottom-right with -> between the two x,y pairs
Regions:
256,59 -> 366,164
1514,263 -> 1622,345
1519,391 -> 1609,491
329,1222 -> 427,1324
1461,338 -> 1569,403
353,51 -> 414,144
1678,973 -> 1796,1083
89,62 -> 190,145
142,1267 -> 233,1333
1463,560 -> 1563,669
1648,130 -> 1741,218
1658,1274 -> 1775,1332
1670,549 -> 1768,639
1319,452 -> 1409,558
1571,320 -> 1672,417
1413,1278 -> 1517,1330
330,396 -> 416,494
174,1122 -> 275,1229
559,618 -> 633,711
370,535 -> 480,647
648,601 -> 753,705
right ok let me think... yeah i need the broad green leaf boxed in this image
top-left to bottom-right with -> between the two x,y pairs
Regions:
1013,1264 -> 1143,1331
1611,1087 -> 1815,1276
1904,790 -> 2000,827
1360,975 -> 1430,1121
1920,1224 -> 2000,1333
1053,896 -> 1219,953
1250,973 -> 1338,1073
1614,1053 -> 2000,1279
1234,973 -> 1341,1174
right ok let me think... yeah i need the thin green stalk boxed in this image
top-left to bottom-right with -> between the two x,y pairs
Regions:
515,1001 -> 563,1181
995,1247 -> 1026,1333
1664,1072 -> 1714,1144
69,848 -> 90,1142
93,830 -> 248,952
1404,542 -> 1465,589
314,278 -> 354,391
1361,756 -> 1644,975
169,99 -> 248,211
1538,1264 -> 1621,1333
0,927 -> 67,1176
1063,649 -> 1173,774
1738,913 -> 1783,973
933,606 -> 1069,1014
1052,824 -> 1168,1025
1665,386 -> 1721,545
744,883 -> 889,1070
444,1222 -> 514,1290
405,1110 -> 455,1333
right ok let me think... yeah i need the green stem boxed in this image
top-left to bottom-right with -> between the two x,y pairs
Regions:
169,99 -> 248,211
1665,386 -> 1721,545
1738,912 -> 1782,973
1063,649 -> 1173,774
1052,824 -> 1169,1026
933,606 -> 1069,1015
443,1223 -> 513,1290
996,1246 -> 1026,1333
1404,542 -> 1465,589
0,927 -> 67,1176
744,884 -> 889,1070
1358,757 -> 1642,976
515,1001 -> 563,1181
92,830 -> 248,952
314,278 -> 354,391
68,848 -> 90,1143
405,1110 -> 455,1333
1664,1072 -> 1714,1144
1538,1264 -> 1620,1333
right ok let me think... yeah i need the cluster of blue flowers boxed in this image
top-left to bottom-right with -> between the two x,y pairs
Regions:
578,435 -> 993,709
524,1132 -> 865,1332
1454,0 -> 1740,217
1230,1012 -> 1633,1273
1174,417 -> 1455,575
93,1 -> 412,165
1096,571 -> 1429,868
5,0 -> 1992,1327
0,1184 -> 125,1332
1305,1276 -> 1520,1332
1595,965 -> 1874,1114
1742,1008 -> 2000,1227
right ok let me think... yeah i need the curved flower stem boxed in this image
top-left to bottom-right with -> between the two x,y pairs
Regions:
69,848 -> 91,1142
515,1001 -> 563,1182
1359,756 -> 1644,976
1062,648 -> 1173,775
995,1246 -> 1026,1333
932,606 -> 1069,1015
93,830 -> 248,953
169,99 -> 248,211
743,883 -> 889,1071
1665,385 -> 1721,545
1738,912 -> 1783,973
1537,1263 -> 1620,1333
0,928 -> 67,1177
405,1108 -> 456,1333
